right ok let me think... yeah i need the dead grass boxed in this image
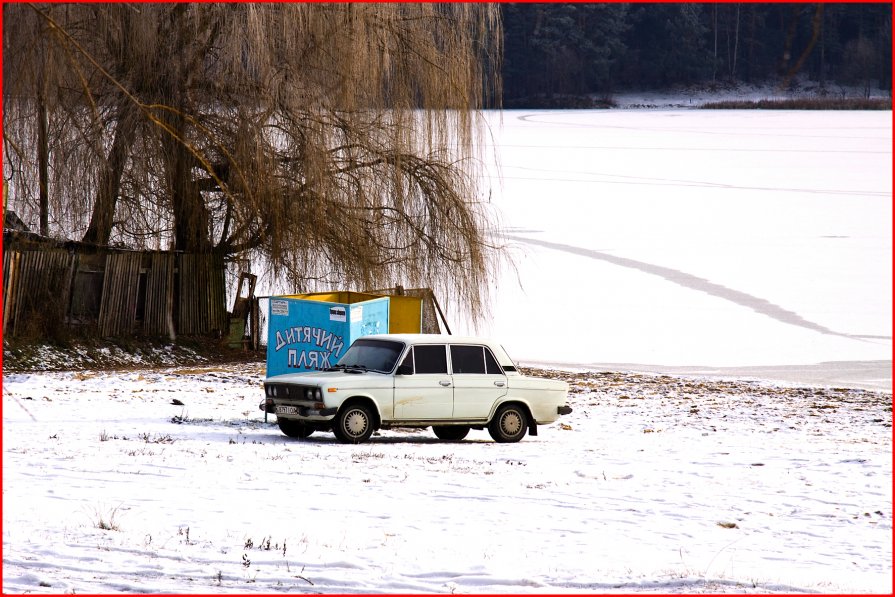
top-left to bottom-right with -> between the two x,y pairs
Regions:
88,504 -> 123,531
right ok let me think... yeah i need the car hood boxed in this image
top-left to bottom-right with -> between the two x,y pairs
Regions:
264,370 -> 390,386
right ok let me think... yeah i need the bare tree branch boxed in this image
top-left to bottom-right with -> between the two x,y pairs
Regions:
3,3 -> 505,323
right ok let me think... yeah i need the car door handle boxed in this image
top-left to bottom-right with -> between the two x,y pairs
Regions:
494,381 -> 505,387
439,380 -> 451,387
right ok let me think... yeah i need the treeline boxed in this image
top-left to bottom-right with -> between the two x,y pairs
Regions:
501,3 -> 892,106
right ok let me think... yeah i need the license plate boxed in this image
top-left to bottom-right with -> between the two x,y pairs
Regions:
275,405 -> 299,415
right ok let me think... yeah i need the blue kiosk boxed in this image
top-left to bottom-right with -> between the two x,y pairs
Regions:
266,292 -> 390,376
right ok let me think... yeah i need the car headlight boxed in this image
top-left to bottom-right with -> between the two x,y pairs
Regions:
305,388 -> 313,399
315,388 -> 323,400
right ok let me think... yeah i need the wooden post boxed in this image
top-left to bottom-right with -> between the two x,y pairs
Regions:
429,290 -> 452,335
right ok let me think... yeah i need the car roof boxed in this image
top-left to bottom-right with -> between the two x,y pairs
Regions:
362,333 -> 498,345
356,334 -> 519,369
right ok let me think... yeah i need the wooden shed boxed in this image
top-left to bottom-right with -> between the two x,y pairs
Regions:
2,231 -> 227,340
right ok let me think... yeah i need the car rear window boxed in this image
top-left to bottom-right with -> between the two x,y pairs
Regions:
484,348 -> 503,375
450,345 -> 486,374
449,345 -> 505,375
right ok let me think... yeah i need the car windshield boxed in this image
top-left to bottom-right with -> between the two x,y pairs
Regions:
332,338 -> 404,373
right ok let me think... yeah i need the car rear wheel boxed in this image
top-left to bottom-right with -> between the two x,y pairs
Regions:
277,418 -> 314,439
333,403 -> 374,444
432,426 -> 470,441
488,404 -> 528,443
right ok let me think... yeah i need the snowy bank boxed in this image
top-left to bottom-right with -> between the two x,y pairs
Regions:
2,363 -> 890,593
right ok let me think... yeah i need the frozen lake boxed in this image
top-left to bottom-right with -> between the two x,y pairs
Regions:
450,109 -> 892,391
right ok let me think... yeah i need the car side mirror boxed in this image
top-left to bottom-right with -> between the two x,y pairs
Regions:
396,363 -> 413,376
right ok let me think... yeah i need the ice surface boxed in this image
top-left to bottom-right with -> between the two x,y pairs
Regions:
448,110 -> 891,391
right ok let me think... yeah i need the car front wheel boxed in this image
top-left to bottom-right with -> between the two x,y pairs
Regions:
333,403 -> 374,444
277,418 -> 314,439
488,404 -> 528,443
432,425 -> 470,441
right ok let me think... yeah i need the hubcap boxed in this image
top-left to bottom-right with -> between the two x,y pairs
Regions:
344,409 -> 368,437
501,411 -> 522,435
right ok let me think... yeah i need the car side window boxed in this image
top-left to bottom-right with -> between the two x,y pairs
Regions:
451,345 -> 485,375
413,345 -> 448,374
450,345 -> 487,374
484,348 -> 503,375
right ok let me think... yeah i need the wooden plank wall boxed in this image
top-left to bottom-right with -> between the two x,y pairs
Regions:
178,254 -> 198,334
2,248 -> 227,339
176,253 -> 227,336
205,253 -> 227,334
98,252 -> 142,337
3,250 -> 75,337
3,250 -> 21,332
144,252 -> 174,336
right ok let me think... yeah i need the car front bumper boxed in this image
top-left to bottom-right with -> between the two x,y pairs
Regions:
259,398 -> 336,418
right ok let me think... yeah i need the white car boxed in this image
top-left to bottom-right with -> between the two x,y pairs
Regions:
261,334 -> 572,444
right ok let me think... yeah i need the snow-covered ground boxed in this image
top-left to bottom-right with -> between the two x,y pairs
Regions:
2,363 -> 891,594
449,109 -> 891,391
3,107 -> 892,593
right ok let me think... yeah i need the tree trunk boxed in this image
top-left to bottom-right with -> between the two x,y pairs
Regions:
746,6 -> 756,83
877,10 -> 890,90
82,102 -> 135,246
784,5 -> 824,84
712,5 -> 718,83
37,84 -> 49,237
164,117 -> 211,253
731,4 -> 740,80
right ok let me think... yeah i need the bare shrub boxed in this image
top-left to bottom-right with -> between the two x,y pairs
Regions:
88,504 -> 123,531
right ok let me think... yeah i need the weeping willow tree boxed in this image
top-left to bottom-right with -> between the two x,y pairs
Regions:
3,3 -> 503,318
